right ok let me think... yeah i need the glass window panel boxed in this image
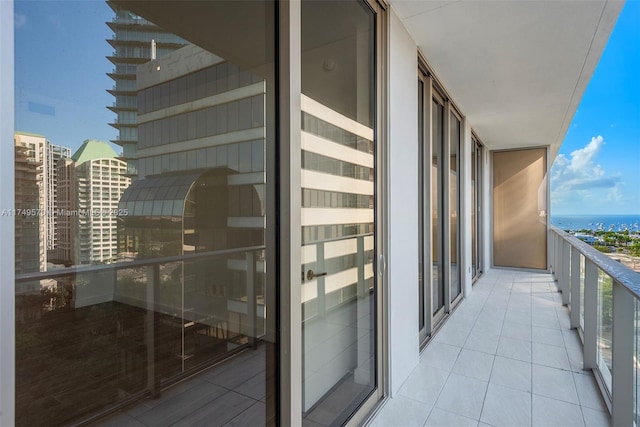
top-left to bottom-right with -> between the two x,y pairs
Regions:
432,99 -> 444,313
252,140 -> 264,173
206,106 -> 217,136
301,1 -> 376,424
15,2 -> 276,426
238,98 -> 252,130
206,147 -> 217,168
216,104 -> 228,134
449,112 -> 460,301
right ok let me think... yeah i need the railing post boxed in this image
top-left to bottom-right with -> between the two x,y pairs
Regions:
556,237 -> 565,293
146,264 -> 160,398
583,260 -> 598,370
570,247 -> 581,329
553,232 -> 559,275
550,230 -> 556,274
246,251 -> 257,348
561,239 -> 571,306
611,281 -> 634,426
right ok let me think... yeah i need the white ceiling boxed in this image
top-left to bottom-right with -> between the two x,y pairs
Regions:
390,0 -> 623,158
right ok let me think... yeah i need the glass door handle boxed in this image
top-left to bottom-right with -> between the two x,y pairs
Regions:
307,269 -> 327,281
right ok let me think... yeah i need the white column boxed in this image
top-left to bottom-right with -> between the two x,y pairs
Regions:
461,118 -> 472,298
0,1 -> 15,425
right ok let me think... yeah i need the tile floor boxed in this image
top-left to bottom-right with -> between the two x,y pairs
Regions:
368,269 -> 611,427
93,346 -> 267,427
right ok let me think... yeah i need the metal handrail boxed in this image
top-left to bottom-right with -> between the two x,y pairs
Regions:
550,225 -> 640,425
15,245 -> 266,282
551,225 -> 640,298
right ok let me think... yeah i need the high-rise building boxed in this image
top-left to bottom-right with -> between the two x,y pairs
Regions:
14,133 -> 45,278
106,1 -> 187,177
14,132 -> 72,269
45,143 -> 71,257
57,140 -> 130,265
118,44 -> 266,258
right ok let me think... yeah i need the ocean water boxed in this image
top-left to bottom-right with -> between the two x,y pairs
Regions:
551,214 -> 640,232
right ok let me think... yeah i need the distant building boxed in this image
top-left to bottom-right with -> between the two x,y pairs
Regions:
14,133 -> 46,279
106,1 -> 188,177
45,143 -> 71,257
57,140 -> 130,265
574,234 -> 601,245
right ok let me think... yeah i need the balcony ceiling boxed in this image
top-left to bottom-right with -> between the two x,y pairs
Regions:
390,0 -> 623,158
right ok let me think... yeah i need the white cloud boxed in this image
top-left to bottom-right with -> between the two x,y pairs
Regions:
551,136 -> 622,208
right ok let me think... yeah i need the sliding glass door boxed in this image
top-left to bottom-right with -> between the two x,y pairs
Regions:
300,1 -> 381,425
471,137 -> 483,281
418,69 -> 464,345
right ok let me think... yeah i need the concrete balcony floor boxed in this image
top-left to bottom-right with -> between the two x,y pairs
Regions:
369,269 -> 611,427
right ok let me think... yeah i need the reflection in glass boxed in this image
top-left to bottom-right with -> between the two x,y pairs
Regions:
301,1 -> 376,425
449,112 -> 460,301
471,141 -> 476,279
432,99 -> 444,314
15,1 -> 276,425
471,139 -> 482,280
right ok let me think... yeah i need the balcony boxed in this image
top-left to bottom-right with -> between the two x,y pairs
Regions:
368,226 -> 640,427
369,267 -> 610,427
15,225 -> 640,426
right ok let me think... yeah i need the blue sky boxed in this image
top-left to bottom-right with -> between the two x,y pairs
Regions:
14,1 -> 640,215
550,1 -> 640,216
14,1 -> 116,150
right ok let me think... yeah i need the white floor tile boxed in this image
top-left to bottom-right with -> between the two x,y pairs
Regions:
452,349 -> 495,381
581,407 -> 611,427
472,318 -> 504,336
480,383 -> 531,427
496,336 -> 532,363
424,408 -> 478,427
369,396 -> 431,427
504,310 -> 533,326
532,394 -> 585,427
464,329 -> 500,355
531,312 -> 561,329
490,356 -> 531,392
532,342 -> 571,370
501,322 -> 532,341
421,342 -> 461,372
532,364 -> 579,405
398,364 -> 449,408
434,325 -> 471,348
573,372 -> 607,412
435,373 -> 487,420
532,326 -> 565,347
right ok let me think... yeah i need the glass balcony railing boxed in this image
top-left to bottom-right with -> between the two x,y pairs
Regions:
550,226 -> 640,426
14,246 -> 265,427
